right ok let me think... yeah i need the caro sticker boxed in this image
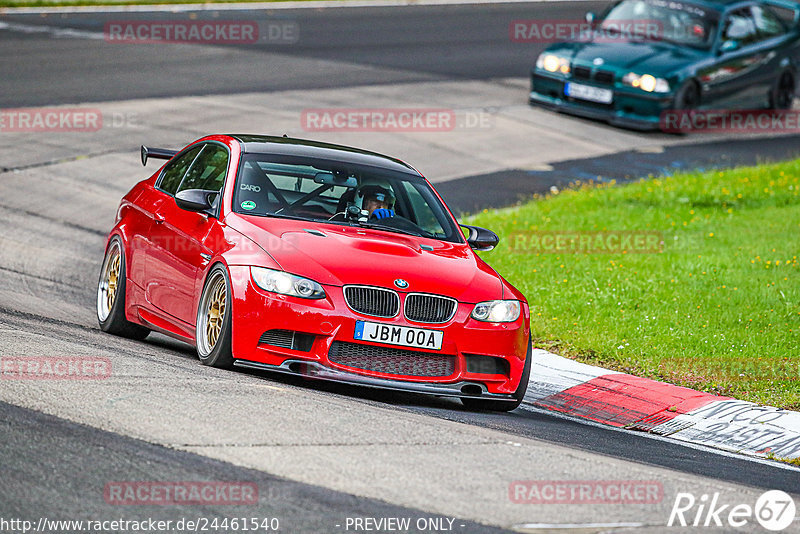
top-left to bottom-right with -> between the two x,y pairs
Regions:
240,200 -> 256,210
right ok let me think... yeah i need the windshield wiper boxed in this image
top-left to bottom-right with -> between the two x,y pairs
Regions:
262,212 -> 312,222
358,222 -> 426,238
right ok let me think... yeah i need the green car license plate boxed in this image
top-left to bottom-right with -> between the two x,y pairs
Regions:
565,82 -> 613,104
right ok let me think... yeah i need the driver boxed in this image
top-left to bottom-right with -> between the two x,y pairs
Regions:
355,183 -> 396,219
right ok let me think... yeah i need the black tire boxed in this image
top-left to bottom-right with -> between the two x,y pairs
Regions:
96,237 -> 150,340
195,264 -> 234,368
769,71 -> 795,110
461,336 -> 532,412
662,80 -> 701,134
673,80 -> 700,110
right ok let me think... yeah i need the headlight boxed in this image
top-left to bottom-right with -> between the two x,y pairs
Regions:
622,72 -> 670,93
471,300 -> 521,323
536,53 -> 570,75
251,267 -> 325,299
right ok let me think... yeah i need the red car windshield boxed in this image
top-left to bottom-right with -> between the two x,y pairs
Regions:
233,155 -> 462,243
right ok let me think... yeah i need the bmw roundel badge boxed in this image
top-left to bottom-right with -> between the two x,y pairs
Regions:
394,279 -> 409,289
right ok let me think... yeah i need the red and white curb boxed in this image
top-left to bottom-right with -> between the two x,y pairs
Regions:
524,349 -> 800,461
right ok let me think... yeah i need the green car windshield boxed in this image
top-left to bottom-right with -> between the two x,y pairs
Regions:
232,154 -> 462,243
601,0 -> 720,48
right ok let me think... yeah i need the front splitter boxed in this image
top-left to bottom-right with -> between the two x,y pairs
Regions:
233,358 -> 516,401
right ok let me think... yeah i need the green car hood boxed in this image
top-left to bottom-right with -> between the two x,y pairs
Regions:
549,40 -> 705,78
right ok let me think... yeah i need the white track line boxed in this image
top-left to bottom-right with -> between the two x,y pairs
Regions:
1,0 -> 586,15
0,20 -> 106,38
513,522 -> 646,530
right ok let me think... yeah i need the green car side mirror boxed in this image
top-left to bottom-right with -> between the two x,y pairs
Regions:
719,40 -> 740,54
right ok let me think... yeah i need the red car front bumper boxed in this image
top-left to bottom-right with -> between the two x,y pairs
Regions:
227,266 -> 530,399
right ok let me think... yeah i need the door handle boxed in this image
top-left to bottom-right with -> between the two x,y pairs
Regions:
154,214 -> 165,224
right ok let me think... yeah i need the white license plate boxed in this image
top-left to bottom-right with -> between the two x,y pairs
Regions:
354,321 -> 443,351
565,82 -> 613,104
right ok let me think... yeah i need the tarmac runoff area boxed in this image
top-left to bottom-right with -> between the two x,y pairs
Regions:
0,77 -> 771,180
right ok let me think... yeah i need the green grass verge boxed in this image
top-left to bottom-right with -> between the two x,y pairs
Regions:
766,452 -> 800,467
468,159 -> 800,410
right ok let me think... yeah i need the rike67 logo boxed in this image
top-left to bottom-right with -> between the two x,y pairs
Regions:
668,490 -> 796,531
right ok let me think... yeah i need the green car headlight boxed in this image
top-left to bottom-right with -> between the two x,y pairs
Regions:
251,267 -> 325,299
622,72 -> 670,93
471,300 -> 521,323
537,53 -> 571,75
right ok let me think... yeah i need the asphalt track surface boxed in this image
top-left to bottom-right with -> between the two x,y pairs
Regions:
0,400 -> 507,533
0,2 -> 606,107
1,2 -> 800,532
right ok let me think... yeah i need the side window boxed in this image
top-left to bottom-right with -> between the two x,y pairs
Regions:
398,181 -> 448,237
752,5 -> 786,38
158,146 -> 202,196
763,4 -> 796,27
178,144 -> 230,194
722,8 -> 758,45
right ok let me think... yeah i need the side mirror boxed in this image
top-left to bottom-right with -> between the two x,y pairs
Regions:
585,11 -> 596,24
719,39 -> 740,54
175,189 -> 214,212
461,224 -> 500,252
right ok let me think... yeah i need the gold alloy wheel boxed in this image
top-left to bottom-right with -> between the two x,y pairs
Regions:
197,271 -> 227,357
97,241 -> 121,322
205,277 -> 226,350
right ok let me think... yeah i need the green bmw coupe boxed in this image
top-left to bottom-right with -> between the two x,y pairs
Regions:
529,0 -> 800,130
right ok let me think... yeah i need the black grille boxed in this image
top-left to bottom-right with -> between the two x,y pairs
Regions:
328,341 -> 455,377
572,66 -> 591,80
594,69 -> 615,85
258,329 -> 314,352
571,66 -> 614,85
343,286 -> 399,318
404,294 -> 457,324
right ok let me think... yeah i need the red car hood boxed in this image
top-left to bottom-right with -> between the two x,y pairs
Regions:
227,214 -> 502,301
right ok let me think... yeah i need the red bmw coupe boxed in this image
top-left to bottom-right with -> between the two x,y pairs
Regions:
97,135 -> 531,410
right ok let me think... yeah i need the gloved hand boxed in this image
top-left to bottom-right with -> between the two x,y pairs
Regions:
372,208 -> 395,219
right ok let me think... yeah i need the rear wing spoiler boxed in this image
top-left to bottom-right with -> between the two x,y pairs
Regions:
141,145 -> 178,166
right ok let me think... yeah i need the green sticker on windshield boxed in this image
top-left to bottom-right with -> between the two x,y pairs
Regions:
241,200 -> 256,211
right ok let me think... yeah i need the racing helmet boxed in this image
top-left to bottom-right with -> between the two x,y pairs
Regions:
354,180 -> 396,211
